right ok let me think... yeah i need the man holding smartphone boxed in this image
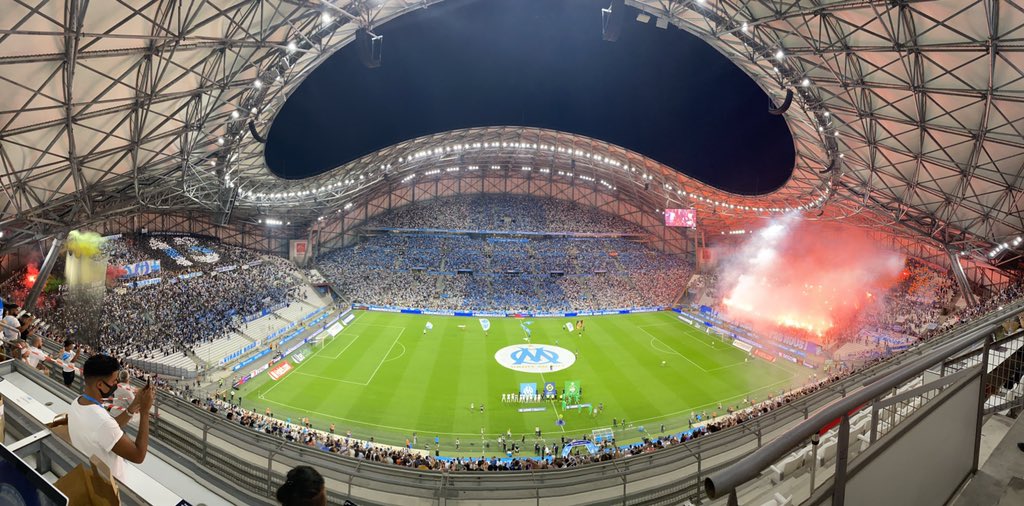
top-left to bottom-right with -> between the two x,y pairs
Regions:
67,354 -> 155,481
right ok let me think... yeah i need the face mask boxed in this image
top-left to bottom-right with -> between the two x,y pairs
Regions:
99,380 -> 118,399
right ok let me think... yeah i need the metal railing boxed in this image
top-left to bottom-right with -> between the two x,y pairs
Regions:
122,356 -> 197,379
703,301 -> 1024,505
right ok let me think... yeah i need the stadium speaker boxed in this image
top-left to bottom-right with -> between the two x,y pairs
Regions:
602,0 -> 626,42
768,89 -> 794,116
356,28 -> 382,68
248,120 -> 267,144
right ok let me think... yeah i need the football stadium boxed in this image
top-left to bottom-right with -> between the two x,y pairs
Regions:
1,1 -> 1024,506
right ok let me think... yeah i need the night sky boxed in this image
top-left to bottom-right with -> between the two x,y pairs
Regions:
265,0 -> 794,195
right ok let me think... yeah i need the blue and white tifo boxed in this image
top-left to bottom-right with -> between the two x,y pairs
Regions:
494,345 -> 576,373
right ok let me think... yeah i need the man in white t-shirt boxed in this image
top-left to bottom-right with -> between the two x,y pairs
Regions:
21,335 -> 48,372
58,340 -> 80,386
67,354 -> 154,481
2,305 -> 24,344
107,370 -> 136,419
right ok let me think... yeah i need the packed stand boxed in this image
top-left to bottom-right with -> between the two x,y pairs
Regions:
697,257 -> 1023,364
32,235 -> 303,363
318,233 -> 692,312
367,194 -> 646,234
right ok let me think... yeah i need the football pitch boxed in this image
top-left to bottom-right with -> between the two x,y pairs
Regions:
238,310 -> 807,453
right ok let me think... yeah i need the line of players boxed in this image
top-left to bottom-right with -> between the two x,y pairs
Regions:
501,393 -> 554,403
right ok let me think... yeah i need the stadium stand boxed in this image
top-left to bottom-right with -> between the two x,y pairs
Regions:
366,194 -> 647,234
316,236 -> 694,312
9,236 -> 307,373
317,199 -> 693,312
690,258 -> 1007,372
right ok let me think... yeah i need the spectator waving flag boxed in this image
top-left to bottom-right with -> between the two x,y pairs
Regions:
479,318 -> 491,332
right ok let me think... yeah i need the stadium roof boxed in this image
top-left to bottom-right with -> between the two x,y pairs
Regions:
262,0 -> 797,193
0,0 -> 1022,274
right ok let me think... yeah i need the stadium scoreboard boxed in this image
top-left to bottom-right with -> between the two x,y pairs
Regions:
664,208 -> 697,228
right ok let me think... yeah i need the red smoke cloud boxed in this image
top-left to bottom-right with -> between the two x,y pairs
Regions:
719,217 -> 903,342
25,264 -> 39,287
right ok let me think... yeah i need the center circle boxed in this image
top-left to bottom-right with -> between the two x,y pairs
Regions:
494,344 -> 576,373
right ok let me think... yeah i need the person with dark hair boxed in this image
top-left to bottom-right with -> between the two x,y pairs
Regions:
276,465 -> 327,506
1,305 -> 19,340
1,304 -> 29,358
58,340 -> 80,386
67,354 -> 154,481
21,334 -> 49,374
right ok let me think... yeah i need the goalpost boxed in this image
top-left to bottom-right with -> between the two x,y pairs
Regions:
311,322 -> 344,351
311,332 -> 333,351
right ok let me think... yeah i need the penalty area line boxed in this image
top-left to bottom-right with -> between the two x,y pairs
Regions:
640,327 -> 708,372
360,328 -> 405,386
260,312 -> 360,399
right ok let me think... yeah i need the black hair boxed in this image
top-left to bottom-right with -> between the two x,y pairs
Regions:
82,354 -> 120,380
64,339 -> 75,348
276,466 -> 325,506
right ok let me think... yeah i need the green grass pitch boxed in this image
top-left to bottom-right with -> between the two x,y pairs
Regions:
237,310 -> 807,454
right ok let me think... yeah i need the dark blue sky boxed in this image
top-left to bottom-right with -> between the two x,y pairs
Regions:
265,0 -> 794,195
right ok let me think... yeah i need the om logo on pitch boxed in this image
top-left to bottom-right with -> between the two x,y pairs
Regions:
494,345 -> 576,373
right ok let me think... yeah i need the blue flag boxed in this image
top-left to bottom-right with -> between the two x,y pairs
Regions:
425,322 -> 433,330
520,323 -> 532,338
520,383 -> 537,397
479,318 -> 491,331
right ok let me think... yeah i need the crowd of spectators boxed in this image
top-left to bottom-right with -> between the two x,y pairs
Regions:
367,194 -> 647,235
24,236 -> 303,362
319,196 -> 694,312
317,233 -> 693,312
695,256 -> 1024,366
935,279 -> 1024,333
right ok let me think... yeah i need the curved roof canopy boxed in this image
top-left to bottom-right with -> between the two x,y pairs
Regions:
263,0 -> 795,194
0,0 -> 1021,271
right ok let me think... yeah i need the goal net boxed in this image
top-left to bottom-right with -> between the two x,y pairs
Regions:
308,332 -> 332,351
